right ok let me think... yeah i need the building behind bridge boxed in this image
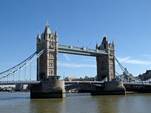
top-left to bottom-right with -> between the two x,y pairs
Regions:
64,76 -> 96,81
138,70 -> 151,81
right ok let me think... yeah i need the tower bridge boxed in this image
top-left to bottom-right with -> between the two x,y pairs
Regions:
0,24 -> 150,98
36,25 -> 115,83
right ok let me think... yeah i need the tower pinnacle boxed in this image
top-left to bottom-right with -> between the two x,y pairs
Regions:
44,22 -> 52,34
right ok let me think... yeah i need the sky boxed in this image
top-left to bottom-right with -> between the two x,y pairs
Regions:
0,0 -> 151,79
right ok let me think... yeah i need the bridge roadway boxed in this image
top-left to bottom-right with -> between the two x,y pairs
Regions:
0,80 -> 104,85
58,44 -> 107,56
0,80 -> 151,86
124,81 -> 151,86
65,81 -> 104,84
0,81 -> 40,85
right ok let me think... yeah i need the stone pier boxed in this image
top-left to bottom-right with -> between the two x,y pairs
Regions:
91,81 -> 126,95
30,76 -> 65,98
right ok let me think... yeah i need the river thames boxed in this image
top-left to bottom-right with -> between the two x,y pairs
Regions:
0,92 -> 150,113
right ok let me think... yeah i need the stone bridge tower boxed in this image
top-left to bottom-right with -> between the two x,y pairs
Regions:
96,36 -> 115,81
30,25 -> 65,99
36,25 -> 58,81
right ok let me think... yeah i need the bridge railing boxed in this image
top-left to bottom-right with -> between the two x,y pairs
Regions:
0,80 -> 40,85
65,80 -> 104,84
123,81 -> 151,85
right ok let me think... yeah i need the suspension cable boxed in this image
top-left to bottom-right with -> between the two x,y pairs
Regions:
0,52 -> 37,75
0,50 -> 44,80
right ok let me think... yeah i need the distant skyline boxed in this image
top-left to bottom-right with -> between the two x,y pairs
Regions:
0,0 -> 151,78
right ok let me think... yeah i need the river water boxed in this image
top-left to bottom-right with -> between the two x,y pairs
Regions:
0,92 -> 150,113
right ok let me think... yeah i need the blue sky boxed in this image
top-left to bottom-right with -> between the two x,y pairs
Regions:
0,0 -> 151,79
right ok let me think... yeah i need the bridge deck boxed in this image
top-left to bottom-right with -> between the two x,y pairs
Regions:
65,81 -> 104,84
0,80 -> 150,86
124,82 -> 151,86
58,44 -> 107,56
0,81 -> 40,85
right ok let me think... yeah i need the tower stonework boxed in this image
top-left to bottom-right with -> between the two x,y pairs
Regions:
30,25 -> 65,99
96,36 -> 115,81
36,25 -> 58,81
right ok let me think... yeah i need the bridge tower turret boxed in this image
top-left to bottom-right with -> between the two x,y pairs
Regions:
96,36 -> 115,81
36,25 -> 58,81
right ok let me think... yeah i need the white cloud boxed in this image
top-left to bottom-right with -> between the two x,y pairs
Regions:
141,54 -> 151,59
117,56 -> 151,65
58,62 -> 96,68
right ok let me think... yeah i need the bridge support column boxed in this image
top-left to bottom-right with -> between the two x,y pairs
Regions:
30,25 -> 65,99
30,76 -> 65,98
91,81 -> 126,95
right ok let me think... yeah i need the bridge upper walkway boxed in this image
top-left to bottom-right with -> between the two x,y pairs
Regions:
58,44 -> 107,56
